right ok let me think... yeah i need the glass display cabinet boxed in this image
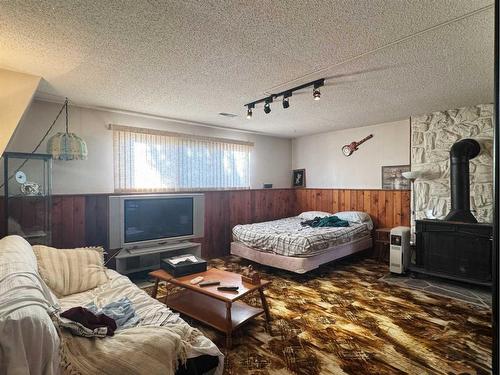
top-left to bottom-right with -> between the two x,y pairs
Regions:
2,152 -> 52,245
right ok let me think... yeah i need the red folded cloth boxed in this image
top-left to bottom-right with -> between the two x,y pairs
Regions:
61,306 -> 117,336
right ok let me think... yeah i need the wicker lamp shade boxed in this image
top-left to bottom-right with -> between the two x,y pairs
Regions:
46,98 -> 88,161
47,132 -> 88,160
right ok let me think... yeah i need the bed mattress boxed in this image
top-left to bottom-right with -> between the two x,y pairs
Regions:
232,216 -> 371,257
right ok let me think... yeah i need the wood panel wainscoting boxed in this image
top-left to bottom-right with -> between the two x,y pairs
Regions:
0,188 -> 409,262
295,189 -> 411,229
0,189 -> 296,261
203,189 -> 296,259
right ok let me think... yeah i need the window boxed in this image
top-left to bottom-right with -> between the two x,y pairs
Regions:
112,125 -> 252,192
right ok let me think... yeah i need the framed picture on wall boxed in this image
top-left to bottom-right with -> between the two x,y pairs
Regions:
292,169 -> 306,188
381,165 -> 410,190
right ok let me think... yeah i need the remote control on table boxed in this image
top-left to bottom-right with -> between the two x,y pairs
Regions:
199,280 -> 220,287
217,285 -> 239,291
189,276 -> 204,285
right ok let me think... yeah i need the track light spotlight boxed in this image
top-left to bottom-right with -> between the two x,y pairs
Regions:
246,104 -> 254,119
264,97 -> 272,114
313,88 -> 321,100
282,92 -> 291,109
313,81 -> 323,101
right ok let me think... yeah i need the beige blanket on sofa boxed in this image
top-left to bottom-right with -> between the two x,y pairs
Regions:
59,324 -> 195,375
57,269 -> 224,375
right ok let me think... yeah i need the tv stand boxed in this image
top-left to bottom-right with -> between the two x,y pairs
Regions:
115,241 -> 201,275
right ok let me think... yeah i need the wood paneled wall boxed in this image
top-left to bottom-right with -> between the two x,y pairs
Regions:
295,189 -> 410,229
51,195 -> 109,249
1,188 -> 409,260
2,189 -> 296,259
199,189 -> 295,259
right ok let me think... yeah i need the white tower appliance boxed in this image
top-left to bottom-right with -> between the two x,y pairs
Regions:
389,226 -> 411,274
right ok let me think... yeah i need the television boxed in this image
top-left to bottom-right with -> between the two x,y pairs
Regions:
109,194 -> 204,250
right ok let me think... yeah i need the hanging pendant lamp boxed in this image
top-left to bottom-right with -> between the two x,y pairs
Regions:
47,98 -> 88,160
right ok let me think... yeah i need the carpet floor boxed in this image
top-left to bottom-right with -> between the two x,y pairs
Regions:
144,256 -> 492,375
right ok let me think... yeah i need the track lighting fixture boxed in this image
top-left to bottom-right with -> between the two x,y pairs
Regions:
264,98 -> 272,114
244,78 -> 324,117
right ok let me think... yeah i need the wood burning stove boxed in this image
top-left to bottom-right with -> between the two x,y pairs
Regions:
413,219 -> 492,285
411,139 -> 493,286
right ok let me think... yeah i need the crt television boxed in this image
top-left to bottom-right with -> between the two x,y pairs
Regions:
108,194 -> 205,250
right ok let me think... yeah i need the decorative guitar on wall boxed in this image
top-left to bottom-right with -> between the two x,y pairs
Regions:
341,134 -> 374,157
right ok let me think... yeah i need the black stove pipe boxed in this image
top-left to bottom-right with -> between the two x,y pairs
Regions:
444,138 -> 481,223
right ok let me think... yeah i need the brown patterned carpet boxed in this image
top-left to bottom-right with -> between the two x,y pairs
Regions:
144,256 -> 492,375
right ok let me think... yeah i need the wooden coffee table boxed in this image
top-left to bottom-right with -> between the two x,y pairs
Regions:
149,268 -> 271,348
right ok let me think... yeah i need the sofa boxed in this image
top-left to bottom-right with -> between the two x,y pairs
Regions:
0,235 -> 223,375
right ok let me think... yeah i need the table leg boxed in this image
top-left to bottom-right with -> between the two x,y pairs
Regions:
151,278 -> 159,299
163,284 -> 170,305
225,302 -> 232,349
259,287 -> 271,323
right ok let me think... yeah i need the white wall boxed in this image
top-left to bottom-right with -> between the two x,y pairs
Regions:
7,100 -> 292,194
292,120 -> 410,189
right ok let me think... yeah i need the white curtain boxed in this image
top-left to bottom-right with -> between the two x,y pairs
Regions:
112,125 -> 252,192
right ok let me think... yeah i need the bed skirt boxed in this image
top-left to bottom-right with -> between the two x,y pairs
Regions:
230,235 -> 373,274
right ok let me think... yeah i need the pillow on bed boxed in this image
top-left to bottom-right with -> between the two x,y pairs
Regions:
334,211 -> 373,229
298,211 -> 332,220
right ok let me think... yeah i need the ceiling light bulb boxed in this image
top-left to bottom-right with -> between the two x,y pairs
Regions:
246,108 -> 252,119
313,88 -> 321,100
264,102 -> 271,114
282,97 -> 290,109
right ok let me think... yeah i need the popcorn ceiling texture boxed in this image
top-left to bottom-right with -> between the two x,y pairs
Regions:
0,1 -> 494,137
411,104 -> 493,223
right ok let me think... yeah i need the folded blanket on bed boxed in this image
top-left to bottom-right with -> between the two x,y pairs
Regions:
301,215 -> 350,228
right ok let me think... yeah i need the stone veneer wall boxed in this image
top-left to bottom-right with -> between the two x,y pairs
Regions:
411,104 -> 493,223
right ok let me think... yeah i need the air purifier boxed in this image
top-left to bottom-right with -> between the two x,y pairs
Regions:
389,226 -> 411,274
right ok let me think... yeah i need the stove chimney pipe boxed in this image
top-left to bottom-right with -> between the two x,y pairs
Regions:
444,138 -> 480,223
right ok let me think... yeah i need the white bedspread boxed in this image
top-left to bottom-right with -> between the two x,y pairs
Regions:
233,216 -> 372,257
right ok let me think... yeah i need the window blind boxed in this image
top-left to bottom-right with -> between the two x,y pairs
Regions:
112,125 -> 252,192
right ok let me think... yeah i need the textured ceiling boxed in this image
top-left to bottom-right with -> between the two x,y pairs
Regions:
0,0 -> 494,138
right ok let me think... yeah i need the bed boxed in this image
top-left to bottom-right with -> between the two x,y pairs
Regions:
230,211 -> 373,273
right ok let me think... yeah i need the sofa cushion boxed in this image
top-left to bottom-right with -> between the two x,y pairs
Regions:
33,245 -> 108,297
0,234 -> 37,271
0,235 -> 60,375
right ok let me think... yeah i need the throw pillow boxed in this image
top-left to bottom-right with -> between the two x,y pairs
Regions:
334,211 -> 374,230
298,211 -> 333,220
32,245 -> 108,297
